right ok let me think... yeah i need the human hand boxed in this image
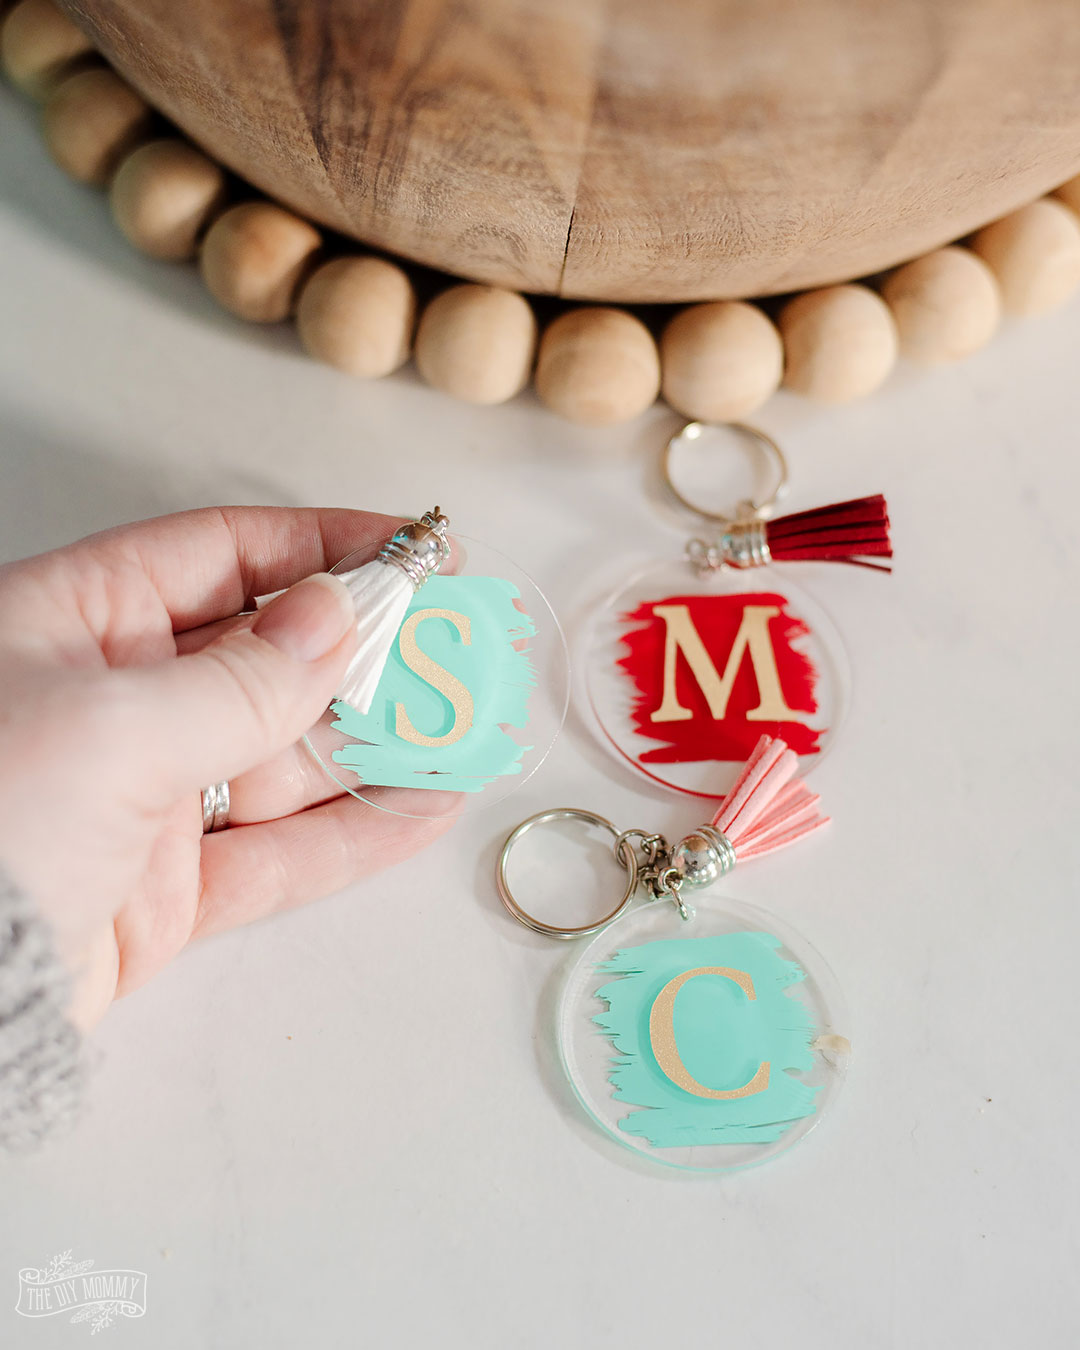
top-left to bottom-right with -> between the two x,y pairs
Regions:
0,506 -> 456,1031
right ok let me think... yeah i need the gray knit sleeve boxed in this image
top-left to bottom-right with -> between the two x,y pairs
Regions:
0,868 -> 82,1149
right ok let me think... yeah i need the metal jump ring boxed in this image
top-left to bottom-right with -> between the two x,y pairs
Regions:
496,808 -> 639,939
662,421 -> 790,524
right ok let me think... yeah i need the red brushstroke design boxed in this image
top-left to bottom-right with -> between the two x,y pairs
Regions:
617,592 -> 824,764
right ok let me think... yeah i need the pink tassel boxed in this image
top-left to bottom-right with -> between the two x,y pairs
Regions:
711,734 -> 828,861
667,734 -> 828,892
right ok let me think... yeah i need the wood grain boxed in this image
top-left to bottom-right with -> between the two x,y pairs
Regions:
63,0 -> 1080,302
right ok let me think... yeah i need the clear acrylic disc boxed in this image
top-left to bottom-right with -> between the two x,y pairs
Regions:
585,558 -> 850,798
558,894 -> 850,1173
304,536 -> 569,819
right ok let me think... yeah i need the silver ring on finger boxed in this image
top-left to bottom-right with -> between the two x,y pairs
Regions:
201,781 -> 231,833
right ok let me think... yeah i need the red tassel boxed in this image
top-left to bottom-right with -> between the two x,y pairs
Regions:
764,494 -> 892,571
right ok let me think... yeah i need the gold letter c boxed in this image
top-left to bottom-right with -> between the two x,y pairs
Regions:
649,966 -> 770,1099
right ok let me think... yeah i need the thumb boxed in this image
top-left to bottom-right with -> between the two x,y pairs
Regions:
123,572 -> 358,800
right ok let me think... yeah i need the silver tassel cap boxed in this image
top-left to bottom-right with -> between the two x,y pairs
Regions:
668,825 -> 738,890
687,518 -> 772,573
377,507 -> 451,590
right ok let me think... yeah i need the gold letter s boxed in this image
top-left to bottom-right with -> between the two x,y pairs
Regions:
394,608 -> 474,747
649,966 -> 770,1099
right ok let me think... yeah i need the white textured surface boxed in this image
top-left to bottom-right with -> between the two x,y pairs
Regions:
2,82 -> 1079,1347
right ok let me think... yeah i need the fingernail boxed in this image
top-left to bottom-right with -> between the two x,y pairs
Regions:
252,573 -> 355,661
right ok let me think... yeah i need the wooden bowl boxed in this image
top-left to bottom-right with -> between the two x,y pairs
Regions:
65,0 -> 1080,303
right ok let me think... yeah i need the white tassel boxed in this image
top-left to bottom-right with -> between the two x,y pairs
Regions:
333,559 -> 415,712
254,509 -> 451,715
331,508 -> 451,714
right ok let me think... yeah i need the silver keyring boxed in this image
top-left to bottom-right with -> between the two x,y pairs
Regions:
662,421 -> 789,524
497,808 -> 639,939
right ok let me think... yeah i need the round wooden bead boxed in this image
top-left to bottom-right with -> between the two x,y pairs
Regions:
881,246 -> 1001,363
414,285 -> 536,405
971,198 -> 1080,316
660,301 -> 783,420
297,256 -> 416,378
534,307 -> 660,425
199,202 -> 321,323
779,284 -> 898,403
42,66 -> 152,186
0,0 -> 94,100
109,138 -> 226,260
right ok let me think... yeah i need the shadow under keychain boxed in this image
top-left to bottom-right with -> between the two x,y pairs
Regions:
292,508 -> 569,819
497,734 -> 850,1174
585,423 -> 892,797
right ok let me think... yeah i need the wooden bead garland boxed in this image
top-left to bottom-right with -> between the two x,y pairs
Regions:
414,285 -> 536,405
297,256 -> 416,379
42,66 -> 152,187
199,202 -> 322,324
535,308 -> 660,425
971,198 -> 1080,317
0,0 -> 93,100
109,139 -> 226,261
9,0 -> 1080,428
779,284 -> 899,403
881,246 -> 1001,364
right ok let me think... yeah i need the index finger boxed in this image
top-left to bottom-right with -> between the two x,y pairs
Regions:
56,505 -> 407,631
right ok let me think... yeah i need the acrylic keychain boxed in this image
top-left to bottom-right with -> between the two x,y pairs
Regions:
299,508 -> 570,819
497,734 -> 850,1173
585,423 -> 892,797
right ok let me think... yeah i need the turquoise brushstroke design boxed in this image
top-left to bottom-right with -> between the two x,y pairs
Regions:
330,575 -> 535,791
593,932 -> 820,1147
